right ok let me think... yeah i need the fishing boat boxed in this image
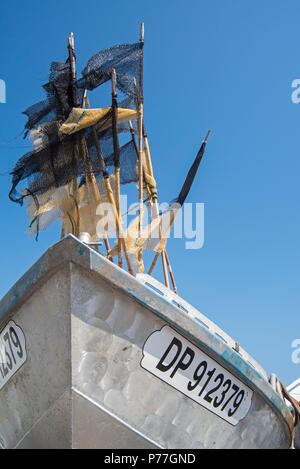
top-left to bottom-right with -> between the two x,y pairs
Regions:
0,25 -> 299,449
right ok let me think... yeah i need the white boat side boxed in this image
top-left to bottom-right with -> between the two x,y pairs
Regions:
136,273 -> 268,380
0,235 -> 294,449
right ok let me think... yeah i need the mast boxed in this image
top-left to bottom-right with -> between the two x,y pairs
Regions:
111,69 -> 122,268
137,22 -> 144,272
67,32 -> 79,237
84,97 -> 134,276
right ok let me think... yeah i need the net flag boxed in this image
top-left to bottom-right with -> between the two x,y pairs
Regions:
9,41 -> 143,240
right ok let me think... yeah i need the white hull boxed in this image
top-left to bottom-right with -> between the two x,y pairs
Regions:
0,236 -> 294,449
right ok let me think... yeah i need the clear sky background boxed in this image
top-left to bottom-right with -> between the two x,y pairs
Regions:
0,0 -> 299,386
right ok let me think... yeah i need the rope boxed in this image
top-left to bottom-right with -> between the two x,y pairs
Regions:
270,374 -> 300,427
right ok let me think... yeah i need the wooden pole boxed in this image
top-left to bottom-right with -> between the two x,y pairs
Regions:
158,222 -> 170,288
142,122 -> 157,208
68,32 -> 80,237
204,129 -> 211,143
67,32 -> 76,82
142,122 -> 171,288
60,219 -> 66,239
89,128 -> 113,259
129,120 -> 152,203
148,251 -> 160,276
164,249 -> 178,294
104,176 -> 134,275
137,22 -> 144,271
80,136 -> 100,235
161,250 -> 170,289
81,91 -> 112,259
146,205 -> 176,281
142,121 -> 176,289
147,130 -> 211,279
85,99 -> 134,275
111,69 -> 122,268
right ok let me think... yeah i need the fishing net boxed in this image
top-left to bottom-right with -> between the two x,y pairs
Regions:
15,39 -> 142,201
102,140 -> 138,184
80,43 -> 141,97
14,138 -> 138,241
9,109 -> 139,205
23,58 -> 82,136
43,61 -> 81,121
23,43 -> 141,136
11,38 -> 146,248
23,98 -> 57,136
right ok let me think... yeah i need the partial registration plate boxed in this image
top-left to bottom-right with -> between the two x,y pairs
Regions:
141,326 -> 253,426
0,321 -> 27,391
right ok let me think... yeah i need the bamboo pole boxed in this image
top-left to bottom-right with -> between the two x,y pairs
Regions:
81,92 -> 113,259
114,166 -> 121,266
85,99 -> 134,275
164,249 -> 178,294
78,91 -> 98,233
147,130 -> 211,278
161,250 -> 170,289
68,32 -> 80,237
131,121 -> 171,286
111,69 -> 122,268
148,251 -> 159,276
137,22 -> 144,272
146,204 -> 177,279
103,176 -> 134,275
143,122 -> 170,289
142,121 -> 178,290
79,136 -> 100,246
129,121 -> 152,203
131,76 -> 153,206
204,130 -> 211,144
60,219 -> 65,239
142,122 -> 172,290
68,32 -> 76,82
142,122 -> 157,208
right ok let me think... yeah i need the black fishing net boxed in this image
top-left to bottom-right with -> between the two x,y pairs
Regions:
80,43 -> 141,97
9,120 -> 138,205
102,140 -> 138,184
10,125 -> 82,203
11,40 -> 142,207
23,98 -> 56,136
95,95 -> 138,144
43,61 -> 81,122
23,59 -> 81,136
23,43 -> 141,136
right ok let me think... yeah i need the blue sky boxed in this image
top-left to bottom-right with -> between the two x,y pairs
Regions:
0,0 -> 299,386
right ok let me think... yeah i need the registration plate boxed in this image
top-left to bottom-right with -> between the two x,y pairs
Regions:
0,321 -> 27,391
141,326 -> 253,426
